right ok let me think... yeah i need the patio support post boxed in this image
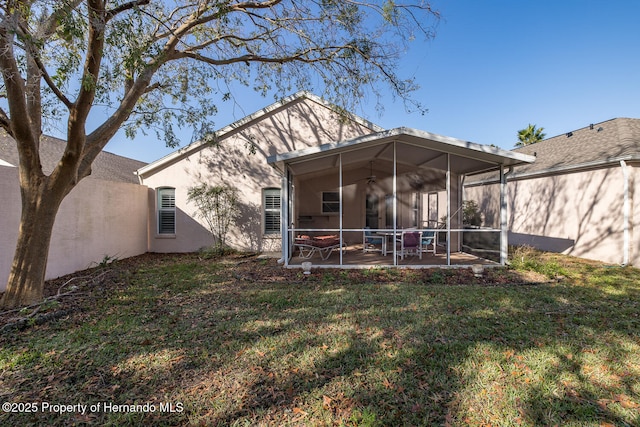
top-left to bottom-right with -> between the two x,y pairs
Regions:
499,165 -> 508,265
281,169 -> 291,266
339,153 -> 343,266
446,153 -> 451,266
393,141 -> 398,265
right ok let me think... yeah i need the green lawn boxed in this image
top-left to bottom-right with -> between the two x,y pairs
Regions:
1,250 -> 639,426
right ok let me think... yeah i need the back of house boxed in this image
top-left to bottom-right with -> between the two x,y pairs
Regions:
135,92 -> 381,254
0,93 -> 379,290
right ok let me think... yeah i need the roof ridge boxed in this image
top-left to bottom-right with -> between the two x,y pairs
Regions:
0,133 -> 145,183
512,117 -> 639,153
34,134 -> 145,164
470,117 -> 640,184
543,118 -> 619,142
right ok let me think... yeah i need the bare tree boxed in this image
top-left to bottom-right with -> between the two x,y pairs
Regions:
0,0 -> 439,308
188,183 -> 240,253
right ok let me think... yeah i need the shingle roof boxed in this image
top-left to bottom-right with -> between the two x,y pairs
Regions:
0,132 -> 146,184
467,118 -> 640,183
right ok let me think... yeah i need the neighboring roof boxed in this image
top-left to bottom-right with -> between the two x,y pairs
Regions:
268,127 -> 535,176
467,118 -> 640,184
136,91 -> 384,178
0,132 -> 146,184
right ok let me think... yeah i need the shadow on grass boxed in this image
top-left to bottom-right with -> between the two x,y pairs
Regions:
1,256 -> 639,426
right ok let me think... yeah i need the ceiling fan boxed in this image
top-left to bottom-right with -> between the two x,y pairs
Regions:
366,161 -> 376,184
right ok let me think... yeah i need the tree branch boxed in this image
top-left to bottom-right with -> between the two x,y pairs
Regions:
37,0 -> 84,40
11,36 -> 74,108
177,43 -> 347,66
106,0 -> 151,21
230,0 -> 283,11
60,0 -> 108,186
0,15 -> 41,176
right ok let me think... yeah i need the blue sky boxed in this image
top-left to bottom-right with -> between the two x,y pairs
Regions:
104,0 -> 640,163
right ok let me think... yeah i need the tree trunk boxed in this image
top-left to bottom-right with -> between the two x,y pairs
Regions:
1,179 -> 66,309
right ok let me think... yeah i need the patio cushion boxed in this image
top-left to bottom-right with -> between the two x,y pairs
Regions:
312,235 -> 340,248
295,235 -> 313,245
403,232 -> 420,247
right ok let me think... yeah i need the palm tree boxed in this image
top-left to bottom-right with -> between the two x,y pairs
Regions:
516,124 -> 546,147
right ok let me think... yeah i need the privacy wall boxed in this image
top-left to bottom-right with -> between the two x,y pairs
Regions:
464,164 -> 639,266
1,166 -> 148,291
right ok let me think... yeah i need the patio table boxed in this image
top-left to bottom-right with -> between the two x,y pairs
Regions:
373,231 -> 398,256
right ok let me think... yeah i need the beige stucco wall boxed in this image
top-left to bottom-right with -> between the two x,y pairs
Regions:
465,164 -> 638,265
1,166 -> 148,291
0,167 -> 21,291
140,96 -> 376,253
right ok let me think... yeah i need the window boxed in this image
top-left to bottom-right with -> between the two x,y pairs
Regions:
321,191 -> 340,214
263,188 -> 281,235
157,187 -> 176,234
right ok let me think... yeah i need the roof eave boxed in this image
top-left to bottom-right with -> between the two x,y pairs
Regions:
267,127 -> 536,170
465,154 -> 640,187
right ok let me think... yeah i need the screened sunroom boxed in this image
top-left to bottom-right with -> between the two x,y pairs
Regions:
267,128 -> 535,269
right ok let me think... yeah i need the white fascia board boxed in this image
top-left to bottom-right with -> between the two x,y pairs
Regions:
465,154 -> 640,187
268,127 -> 535,167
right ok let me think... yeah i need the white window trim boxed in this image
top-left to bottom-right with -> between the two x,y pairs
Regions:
157,187 -> 176,236
263,188 -> 281,235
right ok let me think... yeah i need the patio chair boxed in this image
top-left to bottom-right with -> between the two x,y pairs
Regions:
293,235 -> 343,261
397,230 -> 422,260
421,230 -> 437,255
362,228 -> 384,253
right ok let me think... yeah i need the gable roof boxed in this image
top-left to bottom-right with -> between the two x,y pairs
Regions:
467,117 -> 640,184
0,132 -> 146,184
136,91 -> 384,178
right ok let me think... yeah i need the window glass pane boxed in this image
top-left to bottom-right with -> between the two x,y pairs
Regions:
160,192 -> 175,208
264,212 -> 280,233
157,188 -> 176,234
264,188 -> 281,234
158,211 -> 176,234
323,192 -> 339,202
265,194 -> 280,210
322,191 -> 340,214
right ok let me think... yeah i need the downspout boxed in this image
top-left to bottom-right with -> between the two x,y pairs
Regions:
620,160 -> 630,266
500,166 -> 514,265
